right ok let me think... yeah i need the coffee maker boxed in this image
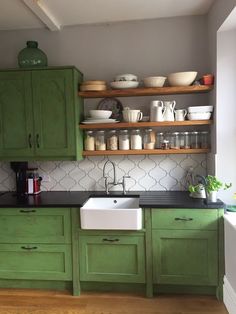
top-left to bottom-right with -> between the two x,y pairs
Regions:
10,162 -> 28,196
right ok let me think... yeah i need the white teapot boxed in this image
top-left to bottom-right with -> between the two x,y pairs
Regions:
163,101 -> 176,122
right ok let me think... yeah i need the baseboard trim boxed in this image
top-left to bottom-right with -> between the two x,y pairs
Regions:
224,276 -> 236,314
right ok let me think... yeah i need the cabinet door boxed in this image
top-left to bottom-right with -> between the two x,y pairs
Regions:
0,208 -> 71,244
0,71 -> 34,157
152,230 -> 218,285
32,69 -> 75,157
0,244 -> 72,280
79,234 -> 145,283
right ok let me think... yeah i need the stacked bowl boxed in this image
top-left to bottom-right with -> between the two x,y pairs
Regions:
110,74 -> 139,89
187,106 -> 213,120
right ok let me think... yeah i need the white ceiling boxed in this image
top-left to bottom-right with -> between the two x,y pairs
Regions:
0,0 -> 215,31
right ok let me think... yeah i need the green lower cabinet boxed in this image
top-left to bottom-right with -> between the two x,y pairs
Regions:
0,244 -> 72,281
79,234 -> 145,283
152,229 -> 218,286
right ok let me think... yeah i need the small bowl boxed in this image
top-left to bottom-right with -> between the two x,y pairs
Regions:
143,76 -> 166,87
110,81 -> 139,89
114,74 -> 138,81
168,71 -> 198,86
89,110 -> 112,119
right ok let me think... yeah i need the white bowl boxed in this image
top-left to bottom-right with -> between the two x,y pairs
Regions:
89,110 -> 112,119
168,71 -> 198,86
187,112 -> 211,120
110,81 -> 139,89
143,76 -> 166,87
188,106 -> 213,113
114,74 -> 138,81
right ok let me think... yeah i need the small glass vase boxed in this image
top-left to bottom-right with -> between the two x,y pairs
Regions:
18,41 -> 48,68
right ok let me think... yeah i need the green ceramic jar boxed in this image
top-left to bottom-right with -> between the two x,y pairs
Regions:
18,41 -> 48,68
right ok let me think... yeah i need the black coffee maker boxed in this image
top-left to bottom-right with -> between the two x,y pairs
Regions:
10,162 -> 28,195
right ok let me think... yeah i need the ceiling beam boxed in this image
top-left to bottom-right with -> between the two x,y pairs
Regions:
22,0 -> 60,31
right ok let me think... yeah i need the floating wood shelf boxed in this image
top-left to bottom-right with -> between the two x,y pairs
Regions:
80,120 -> 213,130
83,148 -> 210,157
78,85 -> 213,98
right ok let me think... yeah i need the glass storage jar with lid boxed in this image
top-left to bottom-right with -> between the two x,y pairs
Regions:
119,130 -> 130,150
95,130 -> 106,151
171,132 -> 180,149
200,131 -> 209,149
131,129 -> 142,150
190,131 -> 200,149
180,132 -> 190,149
107,130 -> 118,150
156,132 -> 164,149
143,129 -> 155,149
84,130 -> 95,151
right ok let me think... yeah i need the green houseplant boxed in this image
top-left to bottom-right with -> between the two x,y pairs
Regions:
205,175 -> 231,202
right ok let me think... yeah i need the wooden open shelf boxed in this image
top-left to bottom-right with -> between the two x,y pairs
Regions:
80,120 -> 213,130
83,148 -> 210,156
78,85 -> 213,98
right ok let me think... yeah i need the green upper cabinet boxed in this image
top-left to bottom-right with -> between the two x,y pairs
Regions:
0,66 -> 84,161
0,71 -> 34,157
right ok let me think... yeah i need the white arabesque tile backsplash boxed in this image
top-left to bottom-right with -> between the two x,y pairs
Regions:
0,154 -> 207,192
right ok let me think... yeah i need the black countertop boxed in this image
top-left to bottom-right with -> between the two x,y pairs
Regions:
0,191 -> 224,209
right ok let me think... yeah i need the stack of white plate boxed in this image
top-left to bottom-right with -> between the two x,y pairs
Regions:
110,73 -> 139,89
81,110 -> 119,124
187,106 -> 213,120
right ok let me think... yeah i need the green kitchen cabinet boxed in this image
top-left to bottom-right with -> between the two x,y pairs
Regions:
79,234 -> 146,283
0,66 -> 84,161
0,244 -> 72,280
151,209 -> 219,287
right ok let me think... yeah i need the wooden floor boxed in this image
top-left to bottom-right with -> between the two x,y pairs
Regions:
0,289 -> 228,314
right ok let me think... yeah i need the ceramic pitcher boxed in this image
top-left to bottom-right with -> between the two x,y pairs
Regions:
163,101 -> 176,121
150,100 -> 164,122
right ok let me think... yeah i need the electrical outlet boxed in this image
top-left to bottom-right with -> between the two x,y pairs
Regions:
41,175 -> 50,182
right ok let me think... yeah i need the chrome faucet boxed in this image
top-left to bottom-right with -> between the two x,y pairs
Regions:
103,160 -> 130,194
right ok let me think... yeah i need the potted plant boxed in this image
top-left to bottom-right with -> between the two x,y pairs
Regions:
188,183 -> 206,199
205,175 -> 231,202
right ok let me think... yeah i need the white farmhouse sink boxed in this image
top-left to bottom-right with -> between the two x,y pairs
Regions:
80,197 -> 142,230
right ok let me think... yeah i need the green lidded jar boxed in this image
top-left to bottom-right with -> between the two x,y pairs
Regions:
18,41 -> 48,68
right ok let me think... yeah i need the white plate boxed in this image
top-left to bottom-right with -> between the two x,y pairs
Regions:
110,81 -> 139,89
82,120 -> 119,124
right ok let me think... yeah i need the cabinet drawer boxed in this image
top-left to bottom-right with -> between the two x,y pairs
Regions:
0,208 -> 71,243
0,244 -> 72,280
79,234 -> 145,283
152,209 -> 218,230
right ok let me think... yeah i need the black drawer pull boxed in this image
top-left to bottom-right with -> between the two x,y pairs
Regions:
28,133 -> 32,148
175,217 -> 193,221
20,209 -> 36,213
36,134 -> 40,148
102,238 -> 120,242
21,246 -> 38,250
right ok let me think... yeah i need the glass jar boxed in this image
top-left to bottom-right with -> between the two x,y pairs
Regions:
95,130 -> 106,150
156,132 -> 164,149
119,130 -> 130,150
18,41 -> 48,68
191,131 -> 200,149
171,132 -> 180,149
161,139 -> 170,150
107,130 -> 118,150
180,132 -> 190,149
131,129 -> 142,150
200,131 -> 209,149
143,129 -> 155,149
84,130 -> 95,151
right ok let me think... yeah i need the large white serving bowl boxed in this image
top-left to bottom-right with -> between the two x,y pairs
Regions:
110,81 -> 139,89
89,110 -> 112,119
143,76 -> 166,87
188,105 -> 213,113
167,71 -> 198,86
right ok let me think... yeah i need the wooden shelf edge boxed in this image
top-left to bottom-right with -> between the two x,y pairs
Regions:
78,85 -> 213,98
82,149 -> 210,156
79,120 -> 213,129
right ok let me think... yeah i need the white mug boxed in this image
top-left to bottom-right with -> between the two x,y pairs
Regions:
123,109 -> 143,123
174,109 -> 187,121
